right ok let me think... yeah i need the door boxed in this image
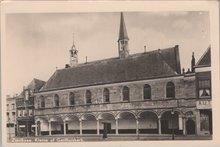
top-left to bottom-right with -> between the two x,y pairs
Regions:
186,119 -> 195,134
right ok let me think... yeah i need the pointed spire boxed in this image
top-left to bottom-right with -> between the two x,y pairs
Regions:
118,12 -> 129,41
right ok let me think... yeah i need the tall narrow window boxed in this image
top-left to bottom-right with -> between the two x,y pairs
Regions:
7,112 -> 9,121
69,92 -> 75,105
7,104 -> 9,110
12,112 -> 15,121
122,86 -> 130,101
166,82 -> 175,98
40,96 -> 45,108
86,90 -> 92,104
54,94 -> 59,107
103,88 -> 110,103
143,84 -> 151,99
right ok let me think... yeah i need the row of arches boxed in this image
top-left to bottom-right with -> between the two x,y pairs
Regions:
39,82 -> 175,108
35,110 -> 196,136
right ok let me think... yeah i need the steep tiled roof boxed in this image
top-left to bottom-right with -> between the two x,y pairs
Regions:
195,46 -> 211,67
18,78 -> 45,97
40,46 -> 181,92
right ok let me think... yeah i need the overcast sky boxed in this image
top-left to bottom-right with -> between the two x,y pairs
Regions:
5,11 -> 210,95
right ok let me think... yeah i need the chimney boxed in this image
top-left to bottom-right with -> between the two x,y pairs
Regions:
65,64 -> 70,68
144,46 -> 146,53
191,52 -> 195,72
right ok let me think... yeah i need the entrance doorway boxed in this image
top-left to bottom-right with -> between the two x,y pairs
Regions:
103,123 -> 111,138
186,119 -> 195,134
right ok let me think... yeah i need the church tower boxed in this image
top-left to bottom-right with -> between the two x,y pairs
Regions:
69,36 -> 78,67
118,12 -> 129,58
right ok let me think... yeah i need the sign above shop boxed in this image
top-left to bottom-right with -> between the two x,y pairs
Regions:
196,100 -> 212,109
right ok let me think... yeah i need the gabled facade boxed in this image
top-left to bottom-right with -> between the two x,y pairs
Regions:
194,46 -> 212,135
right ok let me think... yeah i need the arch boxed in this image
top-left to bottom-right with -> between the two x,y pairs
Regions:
81,113 -> 97,121
137,110 -> 159,118
99,112 -> 116,134
122,86 -> 130,101
69,92 -> 75,105
40,95 -> 45,108
49,115 -> 63,122
54,94 -> 60,107
166,82 -> 175,98
117,111 -> 136,134
138,111 -> 159,134
143,84 -> 151,100
64,115 -> 80,135
85,90 -> 92,104
99,112 -> 115,120
103,88 -> 110,103
81,113 -> 97,134
64,115 -> 80,122
160,110 -> 183,135
117,111 -> 137,119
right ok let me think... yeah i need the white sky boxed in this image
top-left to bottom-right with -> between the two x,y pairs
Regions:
5,11 -> 210,95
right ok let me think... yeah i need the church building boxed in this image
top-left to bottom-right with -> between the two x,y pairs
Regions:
33,12 -> 212,138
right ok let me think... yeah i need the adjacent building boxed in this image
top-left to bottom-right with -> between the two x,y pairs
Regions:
16,78 -> 45,137
6,95 -> 17,141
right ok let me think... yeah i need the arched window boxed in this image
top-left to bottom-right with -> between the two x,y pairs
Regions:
143,84 -> 151,99
103,88 -> 110,103
69,92 -> 75,105
54,94 -> 59,107
40,96 -> 45,108
86,90 -> 92,104
122,86 -> 130,101
166,82 -> 175,98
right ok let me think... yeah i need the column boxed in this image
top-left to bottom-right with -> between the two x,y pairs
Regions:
136,119 -> 139,135
115,118 -> 118,135
182,117 -> 186,135
97,119 -> 100,135
35,121 -> 38,136
79,120 -> 82,135
63,121 -> 66,135
39,121 -> 41,136
158,116 -> 161,135
196,110 -> 200,135
48,121 -> 52,136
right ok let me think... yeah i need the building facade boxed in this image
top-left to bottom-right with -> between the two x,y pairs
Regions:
194,46 -> 212,135
32,13 -> 212,138
16,78 -> 45,137
6,95 -> 17,141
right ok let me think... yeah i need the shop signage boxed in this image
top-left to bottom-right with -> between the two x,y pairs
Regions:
196,100 -> 212,109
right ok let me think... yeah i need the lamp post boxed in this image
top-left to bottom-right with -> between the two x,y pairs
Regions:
171,109 -> 175,140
